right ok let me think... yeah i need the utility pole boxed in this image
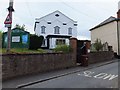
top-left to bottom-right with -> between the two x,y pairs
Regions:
4,0 -> 14,52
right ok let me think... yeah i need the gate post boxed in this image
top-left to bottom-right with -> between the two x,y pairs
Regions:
70,38 -> 77,64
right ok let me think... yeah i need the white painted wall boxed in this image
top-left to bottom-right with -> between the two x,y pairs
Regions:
35,11 -> 77,49
91,21 -> 118,54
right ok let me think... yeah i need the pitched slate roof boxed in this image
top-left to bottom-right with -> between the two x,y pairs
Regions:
90,16 -> 117,31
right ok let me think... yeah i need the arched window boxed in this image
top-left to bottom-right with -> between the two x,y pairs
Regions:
41,26 -> 46,34
54,26 -> 60,34
68,27 -> 72,35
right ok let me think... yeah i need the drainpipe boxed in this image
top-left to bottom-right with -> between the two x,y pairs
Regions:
117,1 -> 120,58
117,19 -> 120,57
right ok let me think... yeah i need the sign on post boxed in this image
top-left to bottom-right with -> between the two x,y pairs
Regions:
4,13 -> 12,27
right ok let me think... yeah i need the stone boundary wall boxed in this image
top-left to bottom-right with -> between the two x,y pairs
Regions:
2,53 -> 76,80
88,51 -> 114,64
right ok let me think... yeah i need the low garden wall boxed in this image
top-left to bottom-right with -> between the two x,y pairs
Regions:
88,51 -> 114,64
2,53 -> 76,80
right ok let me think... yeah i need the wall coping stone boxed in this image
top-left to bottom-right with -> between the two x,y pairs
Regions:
0,52 -> 72,56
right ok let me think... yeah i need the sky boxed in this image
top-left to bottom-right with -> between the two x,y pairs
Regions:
0,0 -> 119,40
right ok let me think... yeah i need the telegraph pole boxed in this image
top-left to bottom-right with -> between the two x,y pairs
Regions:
4,0 -> 14,52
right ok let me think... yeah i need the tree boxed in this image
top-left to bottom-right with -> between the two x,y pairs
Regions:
94,38 -> 103,51
14,24 -> 26,30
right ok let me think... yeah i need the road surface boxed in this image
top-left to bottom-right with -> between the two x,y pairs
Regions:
23,61 -> 118,88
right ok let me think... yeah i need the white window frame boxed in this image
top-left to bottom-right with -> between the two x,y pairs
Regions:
56,39 -> 66,45
54,26 -> 60,34
68,27 -> 72,35
41,26 -> 46,34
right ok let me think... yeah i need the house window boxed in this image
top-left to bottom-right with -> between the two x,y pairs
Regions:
41,26 -> 46,34
74,24 -> 77,26
47,22 -> 51,24
55,14 -> 59,17
63,23 -> 67,25
68,27 -> 72,35
54,26 -> 60,34
56,39 -> 65,45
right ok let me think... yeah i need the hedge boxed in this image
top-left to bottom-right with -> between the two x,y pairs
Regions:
29,34 -> 44,50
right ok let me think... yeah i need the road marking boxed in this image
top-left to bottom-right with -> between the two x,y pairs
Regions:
94,73 -> 108,79
77,71 -> 118,80
103,74 -> 118,80
78,71 -> 94,77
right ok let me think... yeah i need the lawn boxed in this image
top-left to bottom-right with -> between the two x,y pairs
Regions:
0,48 -> 46,54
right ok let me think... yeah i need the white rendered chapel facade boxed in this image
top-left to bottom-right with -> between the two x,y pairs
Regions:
34,10 -> 77,49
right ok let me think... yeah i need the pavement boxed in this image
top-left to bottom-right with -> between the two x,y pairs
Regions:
2,59 -> 119,88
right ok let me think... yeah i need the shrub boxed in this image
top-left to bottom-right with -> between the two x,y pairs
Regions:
53,45 -> 71,53
93,38 -> 103,51
29,34 -> 44,50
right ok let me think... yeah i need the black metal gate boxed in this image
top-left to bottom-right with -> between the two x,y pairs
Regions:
77,40 -> 87,63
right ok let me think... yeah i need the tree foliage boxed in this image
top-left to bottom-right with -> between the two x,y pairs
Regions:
93,38 -> 103,51
14,24 -> 26,30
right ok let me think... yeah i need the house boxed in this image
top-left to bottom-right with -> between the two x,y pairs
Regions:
90,3 -> 120,57
34,10 -> 77,49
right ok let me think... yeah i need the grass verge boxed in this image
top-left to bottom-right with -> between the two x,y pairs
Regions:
0,48 -> 46,54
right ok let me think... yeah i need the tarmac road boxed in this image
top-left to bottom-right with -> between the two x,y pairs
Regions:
24,61 -> 118,88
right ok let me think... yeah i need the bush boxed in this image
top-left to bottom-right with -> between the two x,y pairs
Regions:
53,45 -> 71,53
29,34 -> 44,50
93,38 -> 103,51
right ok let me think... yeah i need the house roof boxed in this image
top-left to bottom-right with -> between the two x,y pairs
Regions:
35,10 -> 77,23
90,16 -> 117,31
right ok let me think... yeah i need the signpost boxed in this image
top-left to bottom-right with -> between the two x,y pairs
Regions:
4,0 -> 14,52
4,13 -> 12,25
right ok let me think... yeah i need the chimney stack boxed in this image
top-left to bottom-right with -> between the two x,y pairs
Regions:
117,1 -> 120,18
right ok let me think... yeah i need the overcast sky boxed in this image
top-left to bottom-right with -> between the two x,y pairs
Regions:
0,0 -> 119,40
